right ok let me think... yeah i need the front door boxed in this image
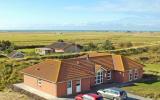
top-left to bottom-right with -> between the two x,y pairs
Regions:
76,80 -> 81,93
67,80 -> 72,95
96,69 -> 103,84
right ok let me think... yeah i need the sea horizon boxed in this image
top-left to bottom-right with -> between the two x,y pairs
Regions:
0,30 -> 159,33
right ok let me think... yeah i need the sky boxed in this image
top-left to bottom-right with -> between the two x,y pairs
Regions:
0,0 -> 160,31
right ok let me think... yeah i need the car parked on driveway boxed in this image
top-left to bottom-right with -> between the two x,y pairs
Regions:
97,87 -> 128,100
75,93 -> 103,100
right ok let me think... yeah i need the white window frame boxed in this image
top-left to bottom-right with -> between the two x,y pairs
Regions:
67,80 -> 72,88
107,71 -> 112,80
37,79 -> 42,86
67,80 -> 72,95
95,69 -> 103,84
76,79 -> 81,93
134,69 -> 138,80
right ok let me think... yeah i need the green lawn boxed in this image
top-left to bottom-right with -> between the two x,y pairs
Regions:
122,81 -> 160,99
17,48 -> 35,53
144,64 -> 160,75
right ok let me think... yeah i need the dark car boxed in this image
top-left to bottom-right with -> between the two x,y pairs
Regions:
97,87 -> 128,100
75,93 -> 103,100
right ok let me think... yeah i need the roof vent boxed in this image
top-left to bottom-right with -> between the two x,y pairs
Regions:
36,68 -> 40,70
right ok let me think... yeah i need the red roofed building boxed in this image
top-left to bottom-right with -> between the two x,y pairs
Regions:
21,53 -> 144,97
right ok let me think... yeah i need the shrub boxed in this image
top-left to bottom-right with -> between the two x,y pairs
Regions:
118,42 -> 133,48
101,40 -> 115,50
57,39 -> 64,42
0,40 -> 14,53
83,42 -> 97,51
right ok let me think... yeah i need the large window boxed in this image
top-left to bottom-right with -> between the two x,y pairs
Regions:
95,70 -> 103,84
107,71 -> 112,80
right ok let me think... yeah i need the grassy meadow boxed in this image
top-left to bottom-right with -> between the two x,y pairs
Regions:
0,32 -> 160,46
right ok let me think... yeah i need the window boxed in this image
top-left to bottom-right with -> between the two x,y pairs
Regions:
37,79 -> 42,86
129,70 -> 133,81
67,81 -> 72,88
95,70 -> 103,84
76,80 -> 80,86
110,90 -> 119,95
107,71 -> 112,80
134,69 -> 138,79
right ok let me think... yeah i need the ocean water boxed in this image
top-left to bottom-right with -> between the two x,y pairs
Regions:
0,30 -> 158,33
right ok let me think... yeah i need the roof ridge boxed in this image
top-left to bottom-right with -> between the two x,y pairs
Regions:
112,55 -> 125,71
56,60 -> 62,82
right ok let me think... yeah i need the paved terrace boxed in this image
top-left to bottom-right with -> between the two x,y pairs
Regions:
13,83 -> 73,100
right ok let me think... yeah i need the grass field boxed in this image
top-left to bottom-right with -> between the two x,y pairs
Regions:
144,64 -> 160,75
0,32 -> 160,46
122,81 -> 160,99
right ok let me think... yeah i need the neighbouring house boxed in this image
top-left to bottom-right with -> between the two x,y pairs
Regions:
8,51 -> 25,58
35,48 -> 53,55
35,41 -> 81,55
21,53 -> 144,97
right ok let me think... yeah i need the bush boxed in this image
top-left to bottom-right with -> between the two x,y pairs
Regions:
0,40 -> 14,53
83,40 -> 115,51
119,42 -> 133,48
101,40 -> 115,50
0,61 -> 33,91
139,56 -> 149,62
83,42 -> 97,51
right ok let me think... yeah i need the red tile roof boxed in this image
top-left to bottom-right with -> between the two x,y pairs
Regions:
21,52 -> 144,82
21,58 -> 95,83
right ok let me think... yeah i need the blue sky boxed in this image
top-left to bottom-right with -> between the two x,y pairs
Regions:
0,0 -> 160,31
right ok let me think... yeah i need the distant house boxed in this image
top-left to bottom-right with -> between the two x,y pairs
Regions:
8,51 -> 25,58
35,41 -> 81,55
35,48 -> 53,55
21,52 -> 144,97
